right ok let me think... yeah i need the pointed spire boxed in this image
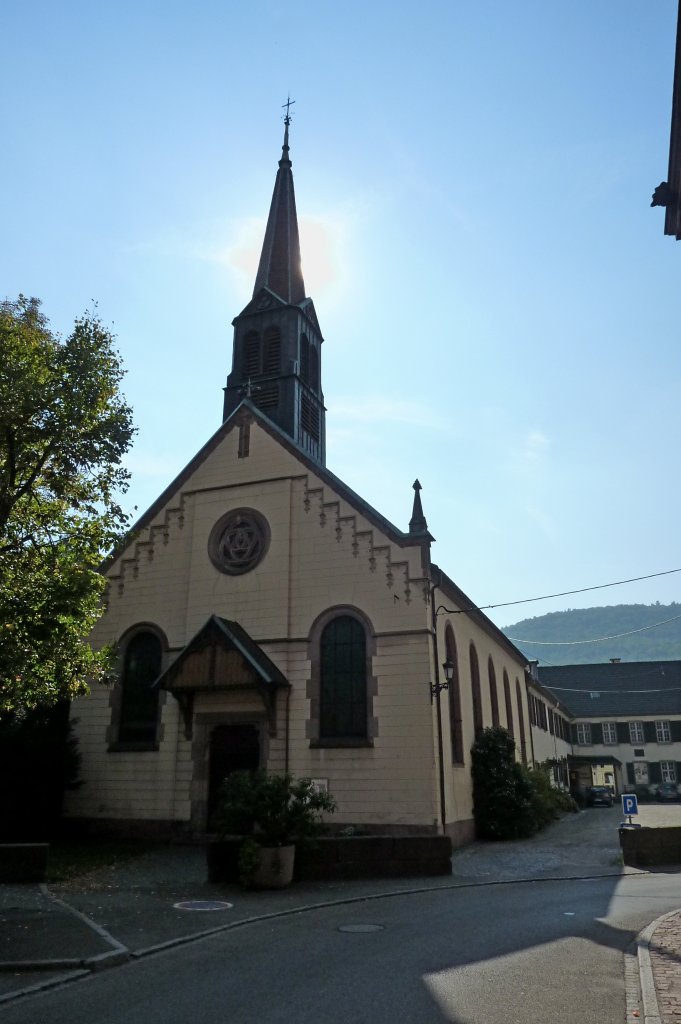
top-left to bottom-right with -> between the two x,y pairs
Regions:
409,479 -> 429,535
252,100 -> 306,305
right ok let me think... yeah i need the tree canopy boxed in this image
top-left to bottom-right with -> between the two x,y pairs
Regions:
0,296 -> 135,711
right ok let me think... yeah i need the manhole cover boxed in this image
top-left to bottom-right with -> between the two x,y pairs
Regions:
337,924 -> 385,933
173,900 -> 234,912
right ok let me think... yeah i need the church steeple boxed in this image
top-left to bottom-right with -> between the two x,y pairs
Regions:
252,107 -> 306,305
223,105 -> 326,465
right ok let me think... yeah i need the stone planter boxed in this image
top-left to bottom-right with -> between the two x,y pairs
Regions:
252,844 -> 295,888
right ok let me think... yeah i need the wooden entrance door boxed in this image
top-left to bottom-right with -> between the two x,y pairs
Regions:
208,724 -> 260,827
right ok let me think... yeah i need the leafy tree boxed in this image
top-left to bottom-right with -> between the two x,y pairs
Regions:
0,295 -> 135,711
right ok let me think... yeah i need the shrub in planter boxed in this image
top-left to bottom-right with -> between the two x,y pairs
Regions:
212,770 -> 336,888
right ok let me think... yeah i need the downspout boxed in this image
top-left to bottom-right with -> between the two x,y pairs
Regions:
431,576 -> 447,836
285,685 -> 291,774
525,670 -> 536,766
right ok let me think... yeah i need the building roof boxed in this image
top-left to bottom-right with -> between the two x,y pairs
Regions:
252,116 -> 306,303
665,0 -> 681,239
538,662 -> 681,718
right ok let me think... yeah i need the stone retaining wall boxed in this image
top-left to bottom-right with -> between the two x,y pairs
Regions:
619,825 -> 681,867
0,843 -> 49,882
207,835 -> 452,883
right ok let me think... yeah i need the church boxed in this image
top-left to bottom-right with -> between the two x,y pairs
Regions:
65,115 -> 533,847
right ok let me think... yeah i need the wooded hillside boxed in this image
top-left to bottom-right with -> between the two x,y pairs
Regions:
502,603 -> 681,665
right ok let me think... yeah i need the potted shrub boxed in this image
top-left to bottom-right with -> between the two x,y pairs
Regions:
212,770 -> 336,888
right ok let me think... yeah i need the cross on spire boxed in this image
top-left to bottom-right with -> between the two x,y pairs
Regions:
282,95 -> 295,125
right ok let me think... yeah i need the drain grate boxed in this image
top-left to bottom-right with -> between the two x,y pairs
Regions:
338,924 -> 385,933
173,900 -> 234,911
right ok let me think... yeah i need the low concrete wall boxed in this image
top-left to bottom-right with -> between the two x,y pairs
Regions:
0,843 -> 49,882
207,835 -> 452,883
620,826 -> 681,867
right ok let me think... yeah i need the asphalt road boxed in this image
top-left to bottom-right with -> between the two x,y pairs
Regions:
3,869 -> 681,1024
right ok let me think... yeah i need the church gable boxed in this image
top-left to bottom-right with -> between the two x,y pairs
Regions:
103,403 -> 430,634
236,286 -> 288,319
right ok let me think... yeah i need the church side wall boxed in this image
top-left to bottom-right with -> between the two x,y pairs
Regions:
435,610 -> 531,844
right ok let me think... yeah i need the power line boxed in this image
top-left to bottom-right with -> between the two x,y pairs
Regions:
545,685 -> 681,694
505,611 -> 681,646
436,567 -> 681,617
481,568 -> 681,612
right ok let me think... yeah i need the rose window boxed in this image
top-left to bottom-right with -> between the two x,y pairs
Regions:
208,509 -> 270,575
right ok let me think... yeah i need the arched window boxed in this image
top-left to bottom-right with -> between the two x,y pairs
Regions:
244,331 -> 260,377
118,632 -> 162,744
503,670 -> 514,737
445,626 -> 464,763
515,678 -> 527,764
320,616 -> 367,739
309,345 -> 319,391
487,657 -> 500,727
469,643 -> 483,736
300,333 -> 310,383
263,326 -> 281,374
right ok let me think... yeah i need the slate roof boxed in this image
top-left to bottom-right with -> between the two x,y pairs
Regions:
537,662 -> 681,718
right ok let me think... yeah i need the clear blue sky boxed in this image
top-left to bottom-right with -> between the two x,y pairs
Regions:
2,1 -> 679,635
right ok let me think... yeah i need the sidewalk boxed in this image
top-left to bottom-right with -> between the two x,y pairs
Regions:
0,812 -> 678,1015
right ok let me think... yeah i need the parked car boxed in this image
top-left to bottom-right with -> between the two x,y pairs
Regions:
656,782 -> 680,802
588,786 -> 614,807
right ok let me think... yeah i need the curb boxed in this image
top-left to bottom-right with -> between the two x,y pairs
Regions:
634,909 -> 681,1024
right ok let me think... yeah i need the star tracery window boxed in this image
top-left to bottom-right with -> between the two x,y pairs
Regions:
208,508 -> 270,575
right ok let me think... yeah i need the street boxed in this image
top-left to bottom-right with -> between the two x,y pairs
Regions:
3,805 -> 681,1023
2,866 -> 681,1022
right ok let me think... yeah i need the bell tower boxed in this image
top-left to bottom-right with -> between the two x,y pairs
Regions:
223,103 -> 326,465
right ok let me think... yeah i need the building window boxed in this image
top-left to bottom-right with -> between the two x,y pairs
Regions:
661,761 -> 677,783
244,330 -> 260,377
208,508 -> 270,576
576,723 -> 592,745
263,326 -> 281,374
320,616 -> 367,739
602,722 -> 617,745
487,657 -> 500,727
300,333 -> 310,383
629,721 -> 645,745
118,631 -> 162,744
309,346 -> 319,390
446,626 -> 464,763
656,720 -> 672,743
301,394 -> 320,441
469,644 -> 483,735
503,671 -> 514,737
253,382 -> 279,411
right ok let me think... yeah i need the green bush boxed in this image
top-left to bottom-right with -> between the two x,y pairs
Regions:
472,727 -> 537,839
212,769 -> 336,848
472,729 -> 576,840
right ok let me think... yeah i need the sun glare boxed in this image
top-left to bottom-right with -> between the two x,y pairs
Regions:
225,213 -> 349,305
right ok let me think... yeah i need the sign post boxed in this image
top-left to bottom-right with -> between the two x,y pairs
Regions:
621,793 -> 639,827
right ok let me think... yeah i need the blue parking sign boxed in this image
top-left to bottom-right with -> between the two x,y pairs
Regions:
622,793 -> 638,816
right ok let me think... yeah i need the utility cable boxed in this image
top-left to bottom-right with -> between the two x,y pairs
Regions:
505,611 -> 681,646
473,565 -> 679,610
